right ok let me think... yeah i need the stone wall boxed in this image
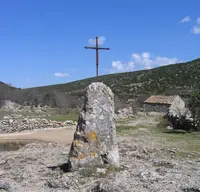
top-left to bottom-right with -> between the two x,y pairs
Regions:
144,103 -> 170,114
0,118 -> 76,133
169,96 -> 186,117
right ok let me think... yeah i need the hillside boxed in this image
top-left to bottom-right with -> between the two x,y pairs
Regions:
24,58 -> 200,100
0,58 -> 199,108
0,81 -> 18,107
0,81 -> 17,91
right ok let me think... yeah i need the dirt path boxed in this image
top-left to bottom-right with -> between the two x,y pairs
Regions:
0,127 -> 75,144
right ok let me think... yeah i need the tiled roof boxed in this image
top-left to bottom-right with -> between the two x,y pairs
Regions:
144,95 -> 177,105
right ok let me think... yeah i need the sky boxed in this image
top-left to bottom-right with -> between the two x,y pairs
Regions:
0,0 -> 200,88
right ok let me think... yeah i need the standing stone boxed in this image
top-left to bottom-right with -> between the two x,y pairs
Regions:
67,82 -> 120,171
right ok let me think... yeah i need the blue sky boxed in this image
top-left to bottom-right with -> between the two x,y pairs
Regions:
0,0 -> 199,88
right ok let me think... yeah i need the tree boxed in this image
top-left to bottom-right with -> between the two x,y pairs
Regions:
0,92 -> 5,108
27,90 -> 40,109
188,92 -> 200,131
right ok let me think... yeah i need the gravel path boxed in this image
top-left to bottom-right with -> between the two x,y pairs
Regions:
0,127 -> 75,144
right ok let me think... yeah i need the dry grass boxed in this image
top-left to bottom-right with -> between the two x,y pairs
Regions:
44,112 -> 78,122
116,116 -> 200,159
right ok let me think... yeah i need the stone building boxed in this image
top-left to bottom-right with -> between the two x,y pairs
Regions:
143,95 -> 185,114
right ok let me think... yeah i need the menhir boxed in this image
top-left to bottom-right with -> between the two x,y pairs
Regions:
67,82 -> 120,171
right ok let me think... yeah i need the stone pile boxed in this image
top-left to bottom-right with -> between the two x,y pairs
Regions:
0,118 -> 76,133
1,100 -> 51,114
115,107 -> 133,119
1,100 -> 22,112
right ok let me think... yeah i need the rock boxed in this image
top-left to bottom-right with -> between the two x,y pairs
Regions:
142,147 -> 148,154
115,107 -> 133,119
67,82 -> 120,171
0,181 -> 10,191
89,181 -> 120,192
182,187 -> 200,192
96,168 -> 107,174
1,100 -> 21,112
167,126 -> 173,130
3,116 -> 9,120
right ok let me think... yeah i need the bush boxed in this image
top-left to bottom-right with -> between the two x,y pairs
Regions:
188,92 -> 200,131
167,115 -> 194,132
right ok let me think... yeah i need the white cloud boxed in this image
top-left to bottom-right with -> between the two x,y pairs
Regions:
197,17 -> 200,24
54,72 -> 69,77
190,17 -> 200,34
109,52 -> 182,73
88,36 -> 106,45
179,16 -> 191,23
191,26 -> 200,34
111,60 -> 135,73
154,57 -> 180,66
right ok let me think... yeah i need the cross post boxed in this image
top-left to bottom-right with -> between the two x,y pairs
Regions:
84,36 -> 110,81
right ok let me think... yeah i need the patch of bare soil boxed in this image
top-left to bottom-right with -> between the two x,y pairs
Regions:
0,127 -> 75,144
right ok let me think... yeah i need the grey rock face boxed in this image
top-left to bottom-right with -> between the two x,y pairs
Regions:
68,82 -> 120,171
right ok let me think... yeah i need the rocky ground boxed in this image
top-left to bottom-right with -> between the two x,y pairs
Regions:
0,114 -> 200,192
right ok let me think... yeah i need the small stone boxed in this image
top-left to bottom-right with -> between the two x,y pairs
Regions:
96,168 -> 107,174
167,126 -> 173,130
142,147 -> 148,154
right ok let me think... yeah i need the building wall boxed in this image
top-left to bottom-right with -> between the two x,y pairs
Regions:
169,96 -> 186,117
144,103 -> 170,113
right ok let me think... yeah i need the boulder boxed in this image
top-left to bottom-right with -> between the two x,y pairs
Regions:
67,82 -> 120,171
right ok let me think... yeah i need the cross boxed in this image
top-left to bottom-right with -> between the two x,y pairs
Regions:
84,36 -> 110,81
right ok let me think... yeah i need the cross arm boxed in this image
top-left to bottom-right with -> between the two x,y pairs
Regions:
98,47 -> 110,50
84,46 -> 96,49
84,46 -> 110,50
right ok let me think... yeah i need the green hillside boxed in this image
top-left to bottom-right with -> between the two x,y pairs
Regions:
0,58 -> 199,108
25,58 -> 200,100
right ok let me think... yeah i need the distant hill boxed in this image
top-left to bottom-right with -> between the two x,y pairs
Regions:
1,58 -> 199,108
24,58 -> 200,100
0,81 -> 18,107
0,81 -> 17,91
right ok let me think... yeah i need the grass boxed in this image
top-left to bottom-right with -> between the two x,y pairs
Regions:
0,108 -> 59,120
176,151 -> 200,158
0,141 -> 27,151
153,118 -> 200,154
116,125 -> 139,134
163,133 -> 200,153
44,112 -> 78,122
0,110 -> 12,120
164,129 -> 187,134
79,165 -> 123,178
116,116 -> 200,159
24,58 -> 200,102
116,116 -> 137,124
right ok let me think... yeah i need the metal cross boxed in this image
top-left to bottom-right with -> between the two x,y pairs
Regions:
84,36 -> 110,81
